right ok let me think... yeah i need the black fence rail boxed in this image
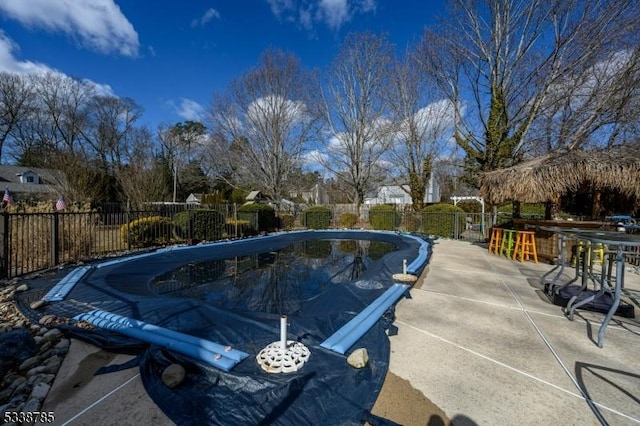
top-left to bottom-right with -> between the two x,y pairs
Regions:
0,204 -> 494,279
0,204 -> 253,278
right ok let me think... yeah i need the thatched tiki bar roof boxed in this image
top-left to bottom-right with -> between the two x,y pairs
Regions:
479,144 -> 640,205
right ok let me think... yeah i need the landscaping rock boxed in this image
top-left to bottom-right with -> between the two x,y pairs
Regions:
30,382 -> 50,400
18,356 -> 40,372
347,348 -> 369,369
0,280 -> 71,418
161,363 -> 186,388
30,300 -> 47,310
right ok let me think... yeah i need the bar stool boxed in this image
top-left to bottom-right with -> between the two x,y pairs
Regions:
512,230 -> 538,263
500,229 -> 517,258
488,227 -> 503,255
571,241 -> 605,267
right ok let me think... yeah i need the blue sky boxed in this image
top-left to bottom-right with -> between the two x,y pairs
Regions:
0,0 -> 446,129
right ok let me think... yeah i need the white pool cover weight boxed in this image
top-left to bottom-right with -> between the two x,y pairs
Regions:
256,316 -> 311,373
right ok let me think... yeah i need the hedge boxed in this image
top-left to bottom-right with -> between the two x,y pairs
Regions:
121,215 -> 176,248
237,203 -> 277,233
338,212 -> 358,228
421,203 -> 466,237
302,206 -> 332,229
225,219 -> 252,237
279,213 -> 295,230
174,209 -> 225,241
369,205 -> 401,230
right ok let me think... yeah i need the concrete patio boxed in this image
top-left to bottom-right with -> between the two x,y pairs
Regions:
40,237 -> 640,425
391,238 -> 640,425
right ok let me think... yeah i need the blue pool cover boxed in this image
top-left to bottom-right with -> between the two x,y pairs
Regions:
18,230 -> 431,426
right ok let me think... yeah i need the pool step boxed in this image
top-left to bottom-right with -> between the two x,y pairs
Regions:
320,283 -> 410,354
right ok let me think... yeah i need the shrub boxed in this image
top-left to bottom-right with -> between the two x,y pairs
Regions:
421,203 -> 466,238
201,193 -> 224,204
456,200 -> 482,213
279,213 -> 295,230
339,212 -> 358,228
174,209 -> 225,241
121,215 -> 176,248
230,188 -> 250,204
237,203 -> 277,233
225,219 -> 252,237
302,206 -> 332,229
402,211 -> 422,232
369,205 -> 401,230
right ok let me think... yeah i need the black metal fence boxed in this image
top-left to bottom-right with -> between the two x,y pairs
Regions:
0,203 -> 492,279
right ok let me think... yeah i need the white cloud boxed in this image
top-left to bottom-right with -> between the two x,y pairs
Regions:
303,149 -> 327,165
392,99 -> 462,156
191,8 -> 221,28
173,98 -> 206,121
0,0 -> 139,56
299,7 -> 313,31
0,32 -> 115,96
246,95 -> 307,130
267,0 -> 295,18
266,0 -> 376,31
327,133 -> 346,150
82,79 -> 115,97
359,0 -> 376,13
317,0 -> 349,30
0,31 -> 52,75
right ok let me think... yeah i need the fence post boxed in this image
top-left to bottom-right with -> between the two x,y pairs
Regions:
234,203 -> 238,238
454,212 -> 460,239
0,212 -> 8,279
51,212 -> 59,266
125,200 -> 131,251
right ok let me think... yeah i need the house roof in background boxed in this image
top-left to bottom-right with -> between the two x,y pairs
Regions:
246,190 -> 264,201
0,165 -> 65,195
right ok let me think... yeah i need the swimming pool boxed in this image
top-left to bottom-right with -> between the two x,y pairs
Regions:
26,230 -> 431,425
150,238 -> 397,314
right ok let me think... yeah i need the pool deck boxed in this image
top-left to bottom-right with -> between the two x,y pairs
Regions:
40,238 -> 640,425
392,239 -> 640,425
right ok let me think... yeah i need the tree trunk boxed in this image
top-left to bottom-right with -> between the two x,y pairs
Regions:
591,190 -> 602,220
545,197 -> 560,220
512,200 -> 521,219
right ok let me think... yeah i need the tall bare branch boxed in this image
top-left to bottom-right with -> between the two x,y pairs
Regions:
208,48 -> 320,202
417,0 -> 640,186
318,32 -> 394,213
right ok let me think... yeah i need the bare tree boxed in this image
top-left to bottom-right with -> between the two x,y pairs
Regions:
319,32 -> 395,214
157,123 -> 182,202
386,53 -> 454,210
417,0 -> 640,186
208,48 -> 320,202
11,73 -> 149,203
115,126 -> 169,207
530,46 -> 640,154
32,72 -> 94,156
157,121 -> 208,202
0,73 -> 35,162
10,73 -> 100,201
86,96 -> 143,172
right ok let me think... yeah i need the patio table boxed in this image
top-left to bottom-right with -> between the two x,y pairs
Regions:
538,226 -> 640,347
